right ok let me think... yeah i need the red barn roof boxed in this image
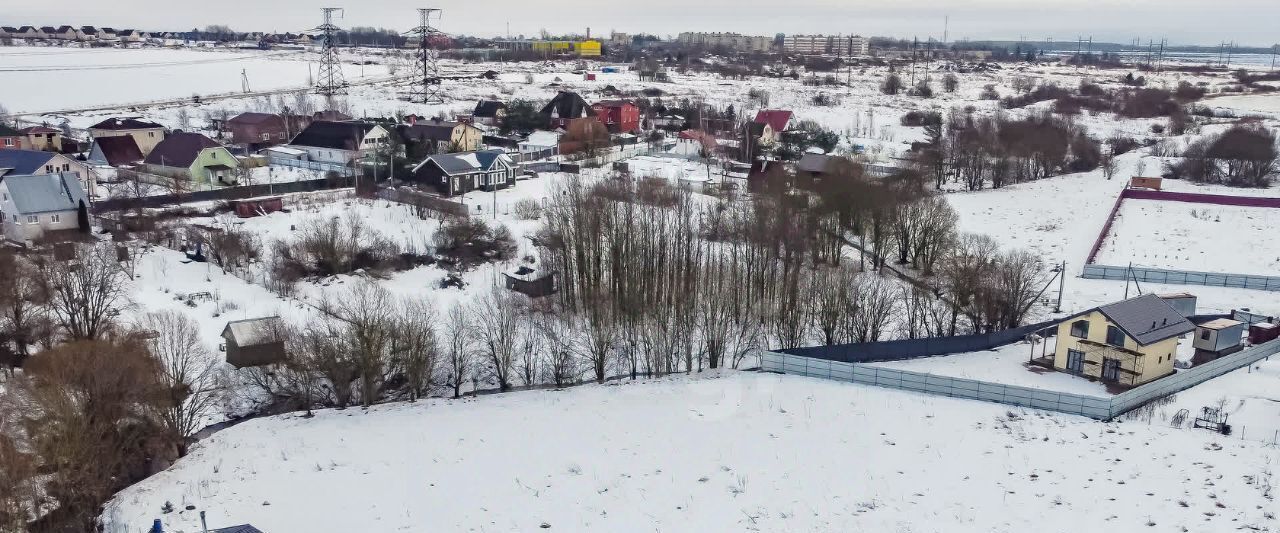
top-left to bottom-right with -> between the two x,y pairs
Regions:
753,109 -> 793,132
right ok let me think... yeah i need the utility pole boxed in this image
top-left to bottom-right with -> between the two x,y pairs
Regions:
942,15 -> 949,46
407,8 -> 444,104
241,68 -> 250,93
315,8 -> 347,99
1055,261 -> 1066,313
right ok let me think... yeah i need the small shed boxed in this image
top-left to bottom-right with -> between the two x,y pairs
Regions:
222,317 -> 287,368
1249,322 -> 1279,345
231,196 -> 284,218
503,266 -> 558,298
1158,292 -> 1198,317
1129,176 -> 1163,190
1193,318 -> 1245,355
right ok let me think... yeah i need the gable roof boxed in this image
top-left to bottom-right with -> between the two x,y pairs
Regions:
1094,294 -> 1196,346
0,124 -> 23,137
541,91 -> 592,119
18,126 -> 60,135
473,100 -> 507,118
89,117 -> 164,131
414,149 -> 512,175
754,109 -> 793,132
227,112 -> 284,126
222,317 -> 284,347
289,121 -> 377,151
144,132 -> 223,167
399,121 -> 459,143
523,130 -> 562,147
0,149 -> 57,175
1,173 -> 88,214
93,136 -> 144,166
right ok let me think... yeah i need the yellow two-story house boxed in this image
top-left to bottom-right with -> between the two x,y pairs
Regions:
1053,294 -> 1195,387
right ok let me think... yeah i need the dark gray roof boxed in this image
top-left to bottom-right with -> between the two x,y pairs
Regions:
2,173 -> 88,214
413,150 -> 512,175
1096,294 -> 1196,346
289,121 -> 377,151
89,117 -> 164,131
541,91 -> 592,119
92,136 -> 144,166
0,149 -> 57,175
473,100 -> 507,118
144,132 -> 223,167
210,525 -> 265,533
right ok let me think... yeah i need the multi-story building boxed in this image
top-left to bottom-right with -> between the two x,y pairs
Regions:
781,34 -> 871,56
677,32 -> 773,53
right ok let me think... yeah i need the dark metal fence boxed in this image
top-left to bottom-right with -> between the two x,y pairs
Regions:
780,319 -> 1060,363
91,178 -> 345,213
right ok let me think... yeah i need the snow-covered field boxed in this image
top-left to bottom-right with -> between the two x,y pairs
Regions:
102,371 -> 1280,533
0,46 -> 389,114
1096,199 -> 1280,275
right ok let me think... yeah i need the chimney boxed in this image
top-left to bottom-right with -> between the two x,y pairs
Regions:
586,27 -> 591,39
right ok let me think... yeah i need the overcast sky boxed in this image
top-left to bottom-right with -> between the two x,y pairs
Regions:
9,1 -> 1280,47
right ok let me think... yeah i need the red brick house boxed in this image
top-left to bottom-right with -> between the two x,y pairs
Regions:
591,100 -> 641,134
0,124 -> 25,150
226,112 -> 312,151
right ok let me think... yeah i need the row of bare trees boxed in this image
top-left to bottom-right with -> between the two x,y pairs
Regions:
917,109 -> 1102,191
1168,123 -> 1278,187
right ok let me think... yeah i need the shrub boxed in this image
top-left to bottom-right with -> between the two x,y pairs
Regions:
513,198 -> 542,220
901,111 -> 943,127
432,217 -> 517,266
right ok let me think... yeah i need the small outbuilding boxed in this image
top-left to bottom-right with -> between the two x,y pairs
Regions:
1193,318 -> 1246,356
504,266 -> 558,298
222,317 -> 287,368
1158,292 -> 1198,317
230,196 -> 284,218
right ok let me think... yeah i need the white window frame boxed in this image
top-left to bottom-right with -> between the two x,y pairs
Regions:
26,215 -> 38,223
50,214 -> 61,223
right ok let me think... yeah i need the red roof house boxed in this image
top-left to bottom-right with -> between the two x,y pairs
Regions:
753,109 -> 793,141
591,100 -> 641,134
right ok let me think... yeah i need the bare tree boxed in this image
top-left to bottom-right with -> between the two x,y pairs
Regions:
323,281 -> 398,407
397,300 -> 440,402
0,251 -> 45,364
469,289 -> 523,391
539,313 -> 578,387
136,311 -> 222,455
37,244 -> 130,340
441,306 -> 474,398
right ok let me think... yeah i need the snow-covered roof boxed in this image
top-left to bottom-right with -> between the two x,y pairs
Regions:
221,317 -> 284,347
266,146 -> 306,156
524,131 -> 562,146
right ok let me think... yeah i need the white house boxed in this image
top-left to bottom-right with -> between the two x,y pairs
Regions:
518,130 -> 562,159
0,173 -> 88,244
282,121 -> 390,170
0,149 -> 96,198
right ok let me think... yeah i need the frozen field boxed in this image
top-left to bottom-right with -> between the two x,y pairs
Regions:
1096,199 -> 1280,275
0,46 -> 387,113
102,371 -> 1280,533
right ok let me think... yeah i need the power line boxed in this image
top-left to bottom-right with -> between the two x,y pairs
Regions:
0,50 -> 305,72
315,7 -> 347,98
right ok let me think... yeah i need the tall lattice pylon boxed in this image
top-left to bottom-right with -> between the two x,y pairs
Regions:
315,7 -> 346,98
407,8 -> 444,104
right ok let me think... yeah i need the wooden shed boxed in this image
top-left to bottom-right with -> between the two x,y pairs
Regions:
231,196 -> 284,218
1193,318 -> 1245,356
1129,176 -> 1163,190
222,317 -> 287,368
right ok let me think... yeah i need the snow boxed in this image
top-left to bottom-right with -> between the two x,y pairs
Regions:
0,46 -> 388,114
1152,355 -> 1280,447
868,337 -> 1115,397
102,371 -> 1280,533
1096,199 -> 1280,275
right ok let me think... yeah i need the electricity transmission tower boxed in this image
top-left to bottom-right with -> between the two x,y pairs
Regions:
315,7 -> 347,98
407,8 -> 444,104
